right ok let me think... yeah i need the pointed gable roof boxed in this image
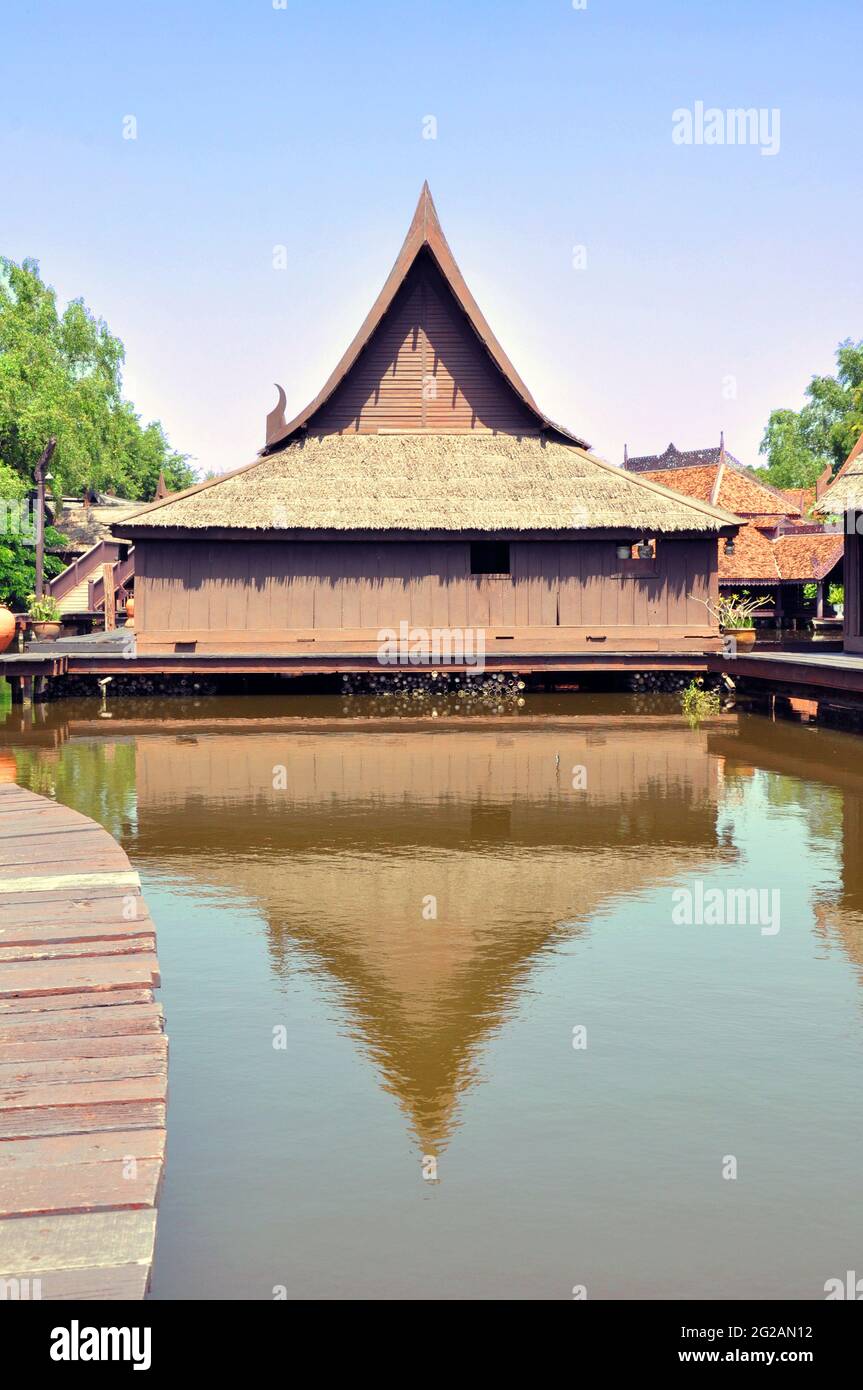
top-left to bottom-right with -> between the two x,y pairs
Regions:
813,427 -> 863,513
263,182 -> 586,450
115,189 -> 743,539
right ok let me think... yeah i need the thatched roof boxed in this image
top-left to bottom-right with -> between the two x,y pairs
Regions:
117,433 -> 740,536
813,428 -> 863,513
51,495 -> 141,554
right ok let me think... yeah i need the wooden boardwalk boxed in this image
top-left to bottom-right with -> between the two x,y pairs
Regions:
711,648 -> 863,701
0,784 -> 166,1300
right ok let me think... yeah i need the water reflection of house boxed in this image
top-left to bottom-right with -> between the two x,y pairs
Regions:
124,720 -> 729,1150
708,720 -> 863,980
624,440 -> 844,624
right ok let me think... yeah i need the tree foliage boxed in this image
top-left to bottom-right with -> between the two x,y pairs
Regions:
0,256 -> 195,501
758,339 -> 863,488
0,460 -> 65,604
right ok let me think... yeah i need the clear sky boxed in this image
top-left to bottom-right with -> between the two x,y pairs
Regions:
2,0 -> 860,476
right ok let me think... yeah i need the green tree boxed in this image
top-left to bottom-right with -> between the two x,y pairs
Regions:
0,257 -> 195,500
0,460 -> 66,604
758,339 -> 863,487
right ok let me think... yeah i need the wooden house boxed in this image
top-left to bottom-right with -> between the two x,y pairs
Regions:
625,439 -> 844,626
814,429 -> 863,652
115,186 -> 739,671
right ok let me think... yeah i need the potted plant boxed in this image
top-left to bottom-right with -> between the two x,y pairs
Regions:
688,591 -> 771,649
828,582 -> 844,620
27,593 -> 62,641
0,591 -> 16,655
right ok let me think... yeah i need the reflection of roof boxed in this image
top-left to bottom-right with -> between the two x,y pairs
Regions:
51,496 -> 140,553
129,721 -> 726,1152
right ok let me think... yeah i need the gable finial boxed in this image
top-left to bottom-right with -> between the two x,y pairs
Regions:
266,384 -> 288,448
154,470 -> 169,501
623,443 -> 628,466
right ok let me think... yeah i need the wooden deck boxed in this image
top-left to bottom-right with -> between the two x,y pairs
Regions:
0,785 -> 165,1300
712,648 -> 863,698
2,627 -> 720,685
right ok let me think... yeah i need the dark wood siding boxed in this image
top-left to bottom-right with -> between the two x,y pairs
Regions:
135,537 -> 720,654
310,253 -> 538,435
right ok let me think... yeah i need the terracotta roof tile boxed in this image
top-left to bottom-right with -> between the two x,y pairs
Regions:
640,461 -> 802,517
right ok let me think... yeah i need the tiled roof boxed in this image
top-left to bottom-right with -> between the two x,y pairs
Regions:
639,460 -> 842,584
780,487 -> 816,515
639,462 -> 801,517
716,524 -> 843,583
772,531 -> 845,582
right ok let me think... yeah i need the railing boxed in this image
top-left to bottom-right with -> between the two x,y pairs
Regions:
47,539 -> 126,605
88,547 -> 135,612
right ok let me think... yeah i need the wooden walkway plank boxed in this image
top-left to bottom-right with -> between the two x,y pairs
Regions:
1,1034 -> 167,1065
0,988 -> 155,1017
0,868 -> 140,891
0,786 -> 166,1300
17,1264 -> 152,1300
0,883 -> 142,910
0,892 -> 147,927
0,953 -> 160,999
0,1130 -> 166,1172
0,916 -> 154,948
0,1100 -> 166,1141
0,1051 -> 168,1088
0,1159 -> 163,1219
0,935 -> 156,963
0,1208 -> 156,1271
0,1073 -> 168,1113
0,1001 -> 162,1035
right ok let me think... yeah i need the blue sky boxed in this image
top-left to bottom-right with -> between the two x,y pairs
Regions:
2,0 -> 860,476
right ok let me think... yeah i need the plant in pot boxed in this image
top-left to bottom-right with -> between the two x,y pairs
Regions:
27,593 -> 63,641
828,582 -> 844,620
689,590 -> 771,649
0,591 -> 16,655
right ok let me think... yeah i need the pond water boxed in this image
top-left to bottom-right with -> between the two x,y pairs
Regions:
2,692 -> 862,1300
